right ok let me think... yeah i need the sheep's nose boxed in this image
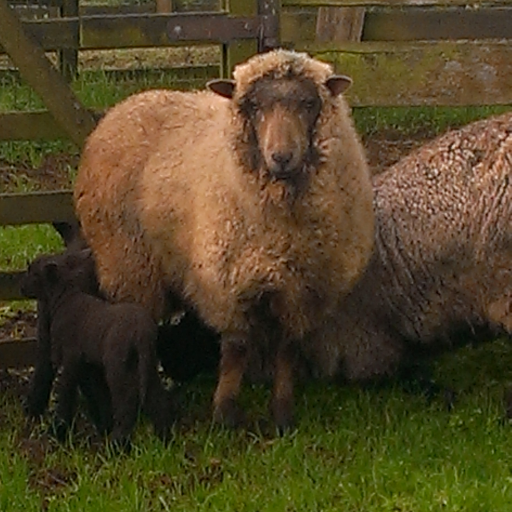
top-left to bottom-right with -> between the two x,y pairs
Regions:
271,151 -> 293,167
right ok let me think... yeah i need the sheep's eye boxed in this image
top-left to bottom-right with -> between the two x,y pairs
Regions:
301,98 -> 319,110
241,98 -> 258,115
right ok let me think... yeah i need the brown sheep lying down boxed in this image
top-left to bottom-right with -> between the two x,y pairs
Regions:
309,111 -> 512,382
74,50 -> 375,429
20,250 -> 176,445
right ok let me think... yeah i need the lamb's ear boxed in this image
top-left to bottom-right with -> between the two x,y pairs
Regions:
207,79 -> 236,99
43,262 -> 59,283
325,75 -> 352,97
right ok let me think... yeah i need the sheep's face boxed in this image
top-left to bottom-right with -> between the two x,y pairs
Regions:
238,76 -> 322,183
208,72 -> 352,192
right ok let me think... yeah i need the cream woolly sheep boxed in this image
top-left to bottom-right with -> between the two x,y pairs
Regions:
307,111 -> 512,382
74,49 -> 374,429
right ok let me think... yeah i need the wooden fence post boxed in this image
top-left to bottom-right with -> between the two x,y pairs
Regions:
0,0 -> 97,148
316,6 -> 365,43
59,0 -> 80,81
221,0 -> 258,78
259,0 -> 281,51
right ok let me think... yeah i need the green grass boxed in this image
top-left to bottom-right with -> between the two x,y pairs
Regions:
0,341 -> 511,512
0,225 -> 64,271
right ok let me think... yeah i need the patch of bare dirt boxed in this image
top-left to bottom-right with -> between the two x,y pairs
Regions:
363,130 -> 432,176
0,153 -> 78,193
0,309 -> 37,341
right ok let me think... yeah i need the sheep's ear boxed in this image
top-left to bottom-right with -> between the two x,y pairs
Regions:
43,262 -> 59,283
207,79 -> 236,99
325,75 -> 352,97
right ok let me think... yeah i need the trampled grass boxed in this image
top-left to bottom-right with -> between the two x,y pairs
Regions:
0,343 -> 511,512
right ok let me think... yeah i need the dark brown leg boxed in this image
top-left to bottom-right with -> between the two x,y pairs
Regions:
270,340 -> 297,433
25,300 -> 55,418
212,333 -> 249,428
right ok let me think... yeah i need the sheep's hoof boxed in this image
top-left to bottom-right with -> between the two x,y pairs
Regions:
213,398 -> 245,429
271,398 -> 295,434
49,419 -> 70,443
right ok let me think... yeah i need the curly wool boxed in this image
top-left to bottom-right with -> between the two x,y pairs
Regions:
307,111 -> 512,381
74,50 -> 374,343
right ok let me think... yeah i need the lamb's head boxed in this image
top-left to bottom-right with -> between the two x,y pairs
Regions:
207,50 -> 351,192
20,249 -> 97,300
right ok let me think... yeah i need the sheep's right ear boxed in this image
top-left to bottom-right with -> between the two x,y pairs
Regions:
325,75 -> 352,97
43,262 -> 59,283
207,79 -> 236,99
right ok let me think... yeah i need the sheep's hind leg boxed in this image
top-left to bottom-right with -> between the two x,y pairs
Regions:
213,333 -> 249,428
270,340 -> 297,433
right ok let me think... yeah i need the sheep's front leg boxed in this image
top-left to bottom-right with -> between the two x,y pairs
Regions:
213,332 -> 249,428
271,340 -> 297,432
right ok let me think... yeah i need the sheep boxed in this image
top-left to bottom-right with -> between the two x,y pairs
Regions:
20,251 -> 177,445
24,221 -> 99,421
74,49 -> 375,429
305,111 -> 512,383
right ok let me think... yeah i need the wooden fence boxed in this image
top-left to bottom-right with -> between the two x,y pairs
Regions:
1,0 -> 512,367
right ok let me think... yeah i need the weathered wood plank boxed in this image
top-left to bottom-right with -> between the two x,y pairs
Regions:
0,271 -> 25,302
283,0 -> 512,7
0,0 -> 97,148
316,6 -> 365,42
282,7 -> 512,44
296,40 -> 512,107
0,111 -> 68,141
362,7 -> 512,41
59,0 -> 79,80
83,13 -> 262,49
0,191 -> 75,226
259,0 -> 282,51
0,338 -> 36,369
6,6 -> 509,54
222,0 -> 259,78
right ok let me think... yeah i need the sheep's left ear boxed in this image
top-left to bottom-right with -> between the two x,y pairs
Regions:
43,262 -> 60,283
325,75 -> 352,97
207,79 -> 236,99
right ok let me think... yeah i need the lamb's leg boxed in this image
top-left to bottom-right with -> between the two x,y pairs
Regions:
25,300 -> 55,418
79,365 -> 113,435
53,362 -> 80,441
213,332 -> 249,428
270,340 -> 297,432
106,367 -> 139,449
143,370 -> 177,443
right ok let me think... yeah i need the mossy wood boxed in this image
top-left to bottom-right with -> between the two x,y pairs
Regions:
297,41 -> 512,107
0,0 -> 96,148
0,191 -> 75,226
0,272 -> 25,302
222,0 -> 258,78
0,111 -> 68,141
2,5 -> 509,53
283,0 -> 512,6
0,12 -> 268,52
0,338 -> 36,369
283,7 -> 512,43
59,0 -> 79,80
